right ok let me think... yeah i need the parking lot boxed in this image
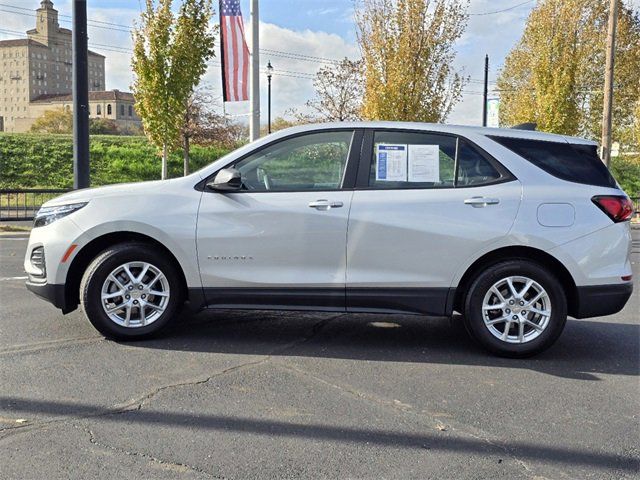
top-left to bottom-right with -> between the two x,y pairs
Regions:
0,231 -> 638,479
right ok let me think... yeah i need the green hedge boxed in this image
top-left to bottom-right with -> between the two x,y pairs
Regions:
610,155 -> 640,197
0,133 -> 231,188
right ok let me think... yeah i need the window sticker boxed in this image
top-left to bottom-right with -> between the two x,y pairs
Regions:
376,144 -> 407,181
408,144 -> 440,182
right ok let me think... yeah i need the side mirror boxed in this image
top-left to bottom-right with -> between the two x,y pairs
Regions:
207,167 -> 242,191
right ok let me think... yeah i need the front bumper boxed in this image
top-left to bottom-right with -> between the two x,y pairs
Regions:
25,281 -> 76,314
572,283 -> 633,319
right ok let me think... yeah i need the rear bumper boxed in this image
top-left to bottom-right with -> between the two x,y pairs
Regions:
25,281 -> 76,314
572,283 -> 633,319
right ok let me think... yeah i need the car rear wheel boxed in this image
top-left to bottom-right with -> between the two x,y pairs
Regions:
463,260 -> 567,357
80,243 -> 183,339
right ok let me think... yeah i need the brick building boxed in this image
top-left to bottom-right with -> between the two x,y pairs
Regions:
0,0 -> 140,133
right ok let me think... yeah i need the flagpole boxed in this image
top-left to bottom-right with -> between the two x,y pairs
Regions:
249,0 -> 260,141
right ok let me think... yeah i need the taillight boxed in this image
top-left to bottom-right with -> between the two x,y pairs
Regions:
591,195 -> 634,222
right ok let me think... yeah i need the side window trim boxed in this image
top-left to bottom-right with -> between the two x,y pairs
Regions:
196,128 -> 364,192
354,128 -> 515,190
453,136 -> 460,187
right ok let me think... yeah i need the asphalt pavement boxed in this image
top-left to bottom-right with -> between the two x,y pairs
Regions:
0,231 -> 638,479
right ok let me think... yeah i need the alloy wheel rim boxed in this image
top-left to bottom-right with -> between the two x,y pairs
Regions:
482,275 -> 551,344
100,261 -> 170,328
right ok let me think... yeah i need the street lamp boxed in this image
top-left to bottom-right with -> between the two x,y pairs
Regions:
266,61 -> 273,134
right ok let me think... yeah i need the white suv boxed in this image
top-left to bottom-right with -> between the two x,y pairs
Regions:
24,122 -> 634,357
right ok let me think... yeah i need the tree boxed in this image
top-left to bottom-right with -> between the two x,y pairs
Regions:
635,100 -> 640,146
356,0 -> 468,122
497,0 -> 640,145
259,109 -> 314,136
181,88 -> 246,162
30,108 -> 72,134
89,118 -> 120,135
132,0 -> 216,179
306,58 -> 364,121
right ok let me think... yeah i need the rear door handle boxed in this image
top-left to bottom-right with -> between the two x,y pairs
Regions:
464,196 -> 500,207
308,200 -> 343,210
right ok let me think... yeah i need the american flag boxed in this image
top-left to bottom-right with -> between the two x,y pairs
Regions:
219,0 -> 250,102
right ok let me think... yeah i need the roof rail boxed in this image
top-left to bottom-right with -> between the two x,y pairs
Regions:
511,122 -> 537,131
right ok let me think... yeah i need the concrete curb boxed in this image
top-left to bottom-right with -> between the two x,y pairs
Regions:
0,232 -> 30,238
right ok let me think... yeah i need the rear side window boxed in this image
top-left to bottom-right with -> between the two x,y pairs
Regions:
488,136 -> 617,188
367,131 -> 509,189
369,131 -> 456,189
456,140 -> 502,186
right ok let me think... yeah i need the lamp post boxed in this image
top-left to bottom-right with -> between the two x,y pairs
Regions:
267,61 -> 273,134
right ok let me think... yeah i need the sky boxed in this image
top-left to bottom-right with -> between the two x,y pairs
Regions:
1,0 -> 638,126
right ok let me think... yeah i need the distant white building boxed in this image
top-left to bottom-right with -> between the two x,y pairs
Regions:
0,0 -> 139,133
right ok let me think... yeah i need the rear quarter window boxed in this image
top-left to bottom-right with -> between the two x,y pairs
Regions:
488,136 -> 617,188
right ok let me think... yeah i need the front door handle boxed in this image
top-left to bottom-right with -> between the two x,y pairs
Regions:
464,196 -> 500,208
308,200 -> 343,210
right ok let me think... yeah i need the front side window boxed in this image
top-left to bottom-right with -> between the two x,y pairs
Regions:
232,131 -> 353,192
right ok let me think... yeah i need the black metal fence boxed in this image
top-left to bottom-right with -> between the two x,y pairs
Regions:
0,189 -> 71,221
633,197 -> 640,217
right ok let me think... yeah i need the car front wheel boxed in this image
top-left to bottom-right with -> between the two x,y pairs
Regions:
80,243 -> 183,339
463,260 -> 567,357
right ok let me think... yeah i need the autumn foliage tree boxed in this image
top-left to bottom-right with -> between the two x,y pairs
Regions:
182,87 -> 246,157
132,0 -> 215,179
497,0 -> 640,145
306,58 -> 364,121
30,108 -> 72,134
356,0 -> 469,123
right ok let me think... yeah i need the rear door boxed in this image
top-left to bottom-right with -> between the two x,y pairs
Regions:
346,129 -> 522,315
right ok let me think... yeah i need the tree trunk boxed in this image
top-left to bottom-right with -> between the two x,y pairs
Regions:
162,143 -> 168,180
183,134 -> 190,176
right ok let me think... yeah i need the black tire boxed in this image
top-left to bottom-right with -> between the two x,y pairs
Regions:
463,259 -> 567,358
80,242 -> 184,340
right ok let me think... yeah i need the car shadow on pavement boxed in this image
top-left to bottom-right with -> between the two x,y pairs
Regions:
0,396 -> 637,474
125,310 -> 639,381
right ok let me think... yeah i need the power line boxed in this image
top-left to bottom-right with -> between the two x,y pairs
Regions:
469,0 -> 535,16
0,5 -> 349,67
0,5 -> 131,33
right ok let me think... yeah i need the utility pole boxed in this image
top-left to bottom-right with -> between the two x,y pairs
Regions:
267,61 -> 273,134
601,0 -> 618,167
249,0 -> 260,141
72,0 -> 89,189
482,54 -> 489,127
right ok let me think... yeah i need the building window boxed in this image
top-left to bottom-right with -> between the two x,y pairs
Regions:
96,104 -> 101,115
120,105 -> 125,116
128,105 -> 133,117
107,104 -> 112,115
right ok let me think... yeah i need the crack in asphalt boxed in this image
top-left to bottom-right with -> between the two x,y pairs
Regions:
77,424 -> 226,479
0,336 -> 104,357
274,361 -> 544,479
0,314 -> 342,439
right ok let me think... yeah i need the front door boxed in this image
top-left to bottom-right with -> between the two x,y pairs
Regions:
196,129 -> 359,310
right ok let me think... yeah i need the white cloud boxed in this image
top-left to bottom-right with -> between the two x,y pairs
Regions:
2,0 -> 637,128
211,21 -> 360,122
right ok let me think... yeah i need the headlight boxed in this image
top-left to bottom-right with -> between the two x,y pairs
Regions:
33,202 -> 88,228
